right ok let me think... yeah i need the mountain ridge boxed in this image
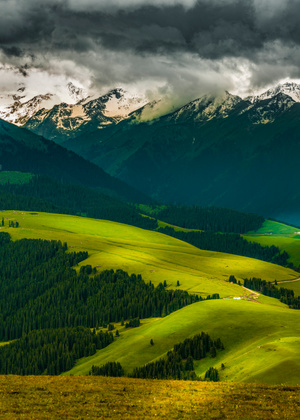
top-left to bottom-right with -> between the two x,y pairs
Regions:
0,118 -> 152,204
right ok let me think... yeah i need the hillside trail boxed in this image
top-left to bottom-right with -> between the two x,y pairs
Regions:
242,286 -> 260,297
276,277 -> 300,284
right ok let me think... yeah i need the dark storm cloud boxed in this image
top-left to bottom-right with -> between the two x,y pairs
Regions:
0,0 -> 298,57
0,0 -> 300,93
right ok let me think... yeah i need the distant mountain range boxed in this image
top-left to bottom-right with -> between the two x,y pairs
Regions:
1,81 -> 300,223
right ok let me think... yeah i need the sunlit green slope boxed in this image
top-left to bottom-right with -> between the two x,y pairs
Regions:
65,299 -> 300,385
2,211 -> 297,298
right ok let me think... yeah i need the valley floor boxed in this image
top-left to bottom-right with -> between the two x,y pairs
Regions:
0,376 -> 299,419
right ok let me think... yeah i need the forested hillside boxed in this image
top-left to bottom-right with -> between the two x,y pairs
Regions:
158,226 -> 291,267
152,205 -> 264,233
0,174 -> 158,230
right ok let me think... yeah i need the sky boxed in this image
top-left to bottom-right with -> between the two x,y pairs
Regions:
0,0 -> 300,109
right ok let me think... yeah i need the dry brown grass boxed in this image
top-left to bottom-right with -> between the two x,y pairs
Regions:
0,376 -> 299,419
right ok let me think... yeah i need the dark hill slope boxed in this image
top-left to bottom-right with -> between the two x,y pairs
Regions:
0,174 -> 157,229
0,119 -> 151,204
65,98 -> 300,223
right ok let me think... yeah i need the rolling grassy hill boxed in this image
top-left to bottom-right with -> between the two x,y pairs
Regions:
1,210 -> 297,298
64,299 -> 300,385
1,210 -> 300,385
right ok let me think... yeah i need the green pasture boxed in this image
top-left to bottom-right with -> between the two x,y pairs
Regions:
0,171 -> 33,185
65,299 -> 300,385
1,211 -> 298,299
245,219 -> 300,273
248,219 -> 298,235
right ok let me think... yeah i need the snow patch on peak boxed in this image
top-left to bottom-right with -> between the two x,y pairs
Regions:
82,88 -> 147,119
241,92 -> 296,124
248,82 -> 300,103
0,93 -> 60,126
169,91 -> 243,123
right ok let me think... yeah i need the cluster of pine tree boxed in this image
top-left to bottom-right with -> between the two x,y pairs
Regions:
0,327 -> 113,375
154,205 -> 264,233
90,362 -> 124,377
157,226 -> 290,267
130,332 -> 223,381
244,278 -> 300,309
0,233 -> 205,342
125,318 -> 140,328
204,367 -> 219,381
0,175 -> 157,230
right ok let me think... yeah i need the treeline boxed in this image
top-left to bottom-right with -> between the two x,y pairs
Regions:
0,233 -> 202,341
0,188 -> 63,214
244,278 -> 300,309
90,333 -> 223,381
0,174 -> 158,230
0,327 -> 113,375
158,226 -> 290,267
154,205 -> 264,233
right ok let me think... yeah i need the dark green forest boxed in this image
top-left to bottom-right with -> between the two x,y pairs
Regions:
153,205 -> 264,233
90,361 -> 125,377
0,175 -> 158,230
158,226 -> 290,267
0,327 -> 113,375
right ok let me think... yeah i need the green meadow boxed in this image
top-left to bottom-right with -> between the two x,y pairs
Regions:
1,210 -> 300,385
1,211 -> 297,298
65,299 -> 300,385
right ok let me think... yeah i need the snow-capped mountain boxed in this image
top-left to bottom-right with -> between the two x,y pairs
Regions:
0,82 -> 87,126
0,93 -> 59,126
241,92 -> 296,124
166,91 -> 244,123
24,88 -> 148,142
1,81 -> 300,143
247,82 -> 300,103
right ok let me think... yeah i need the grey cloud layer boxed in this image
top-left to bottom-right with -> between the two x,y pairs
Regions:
0,0 -> 300,93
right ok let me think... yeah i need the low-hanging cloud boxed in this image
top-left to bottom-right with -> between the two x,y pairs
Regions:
0,0 -> 300,102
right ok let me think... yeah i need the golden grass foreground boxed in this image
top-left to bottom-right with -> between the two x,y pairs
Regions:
0,376 -> 299,419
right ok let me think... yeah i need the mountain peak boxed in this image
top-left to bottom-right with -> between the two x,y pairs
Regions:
249,82 -> 300,103
67,82 -> 87,103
